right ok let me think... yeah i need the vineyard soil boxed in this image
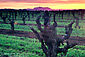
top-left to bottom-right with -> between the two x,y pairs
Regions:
0,29 -> 85,45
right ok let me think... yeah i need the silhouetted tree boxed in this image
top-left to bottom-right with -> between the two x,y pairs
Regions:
27,11 -> 30,21
0,13 -> 8,23
15,11 -> 17,20
31,11 -> 34,18
22,14 -> 27,25
80,10 -> 84,19
72,11 -> 80,28
0,13 -> 2,17
8,13 -> 14,33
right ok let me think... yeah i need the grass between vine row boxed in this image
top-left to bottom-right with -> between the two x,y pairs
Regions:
0,23 -> 85,37
0,34 -> 85,57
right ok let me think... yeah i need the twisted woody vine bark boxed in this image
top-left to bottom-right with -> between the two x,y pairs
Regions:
30,11 -> 77,57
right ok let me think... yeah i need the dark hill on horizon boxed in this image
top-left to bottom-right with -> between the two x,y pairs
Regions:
27,7 -> 56,11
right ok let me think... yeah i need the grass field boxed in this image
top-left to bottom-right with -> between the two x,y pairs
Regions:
0,22 -> 85,37
0,34 -> 85,57
0,12 -> 85,57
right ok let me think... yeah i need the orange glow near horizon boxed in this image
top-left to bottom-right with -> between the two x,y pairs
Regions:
0,1 -> 85,9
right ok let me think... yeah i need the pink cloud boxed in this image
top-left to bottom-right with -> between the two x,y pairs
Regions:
0,0 -> 85,4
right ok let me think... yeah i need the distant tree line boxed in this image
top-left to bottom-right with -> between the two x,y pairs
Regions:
0,9 -> 85,33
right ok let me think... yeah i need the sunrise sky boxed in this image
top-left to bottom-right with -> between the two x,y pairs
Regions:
0,0 -> 85,9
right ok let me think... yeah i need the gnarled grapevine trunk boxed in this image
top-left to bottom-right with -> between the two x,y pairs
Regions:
30,11 -> 76,57
8,15 -> 14,33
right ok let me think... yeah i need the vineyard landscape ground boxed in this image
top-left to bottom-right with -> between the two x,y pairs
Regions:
0,11 -> 85,57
